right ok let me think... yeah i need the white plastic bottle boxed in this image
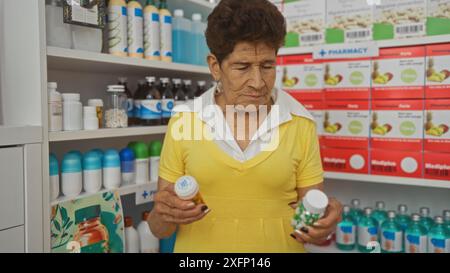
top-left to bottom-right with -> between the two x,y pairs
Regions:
62,93 -> 83,131
108,0 -> 128,57
102,149 -> 121,190
83,106 -> 99,130
47,82 -> 62,132
61,152 -> 83,198
159,0 -> 172,62
49,153 -> 60,201
125,217 -> 140,253
137,211 -> 159,253
82,151 -> 102,194
149,141 -> 162,182
45,0 -> 72,49
143,0 -> 161,60
127,0 -> 144,58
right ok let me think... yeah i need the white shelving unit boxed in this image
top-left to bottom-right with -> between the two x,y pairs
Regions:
49,126 -> 167,142
51,181 -> 158,207
47,47 -> 210,77
278,34 -> 450,56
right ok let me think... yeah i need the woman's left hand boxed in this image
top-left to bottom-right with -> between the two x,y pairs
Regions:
291,197 -> 343,245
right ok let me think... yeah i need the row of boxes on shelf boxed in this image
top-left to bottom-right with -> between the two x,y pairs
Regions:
299,99 -> 449,180
278,44 -> 450,100
270,0 -> 450,48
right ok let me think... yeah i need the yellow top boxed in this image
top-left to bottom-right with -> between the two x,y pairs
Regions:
159,111 -> 324,253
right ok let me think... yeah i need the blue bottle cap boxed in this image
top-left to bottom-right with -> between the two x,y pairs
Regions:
120,148 -> 135,162
90,149 -> 104,159
61,153 -> 82,173
103,149 -> 120,168
68,150 -> 83,158
49,153 -> 59,176
83,151 -> 102,171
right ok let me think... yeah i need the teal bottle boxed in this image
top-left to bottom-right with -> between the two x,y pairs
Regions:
444,210 -> 450,232
428,216 -> 450,253
381,211 -> 403,253
419,207 -> 434,232
336,205 -> 356,251
395,204 -> 411,232
357,207 -> 378,253
350,199 -> 363,223
405,214 -> 428,253
372,201 -> 388,239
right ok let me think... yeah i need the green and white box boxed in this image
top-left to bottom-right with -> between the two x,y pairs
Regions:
284,0 -> 326,47
427,0 -> 450,36
374,0 -> 427,40
325,0 -> 374,44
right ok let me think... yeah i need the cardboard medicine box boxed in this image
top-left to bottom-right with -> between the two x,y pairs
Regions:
424,99 -> 450,153
370,149 -> 423,178
303,100 -> 325,146
425,43 -> 450,99
424,152 -> 450,180
321,147 -> 369,174
427,0 -> 450,36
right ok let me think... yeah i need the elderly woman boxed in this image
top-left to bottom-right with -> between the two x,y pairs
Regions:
148,0 -> 342,253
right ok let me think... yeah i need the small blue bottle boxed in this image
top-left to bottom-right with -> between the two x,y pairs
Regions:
405,213 -> 428,253
381,211 -> 403,253
372,201 -> 388,239
120,148 -> 135,185
395,204 -> 411,232
419,207 -> 434,232
336,205 -> 356,251
428,216 -> 450,253
350,199 -> 363,223
443,210 -> 450,232
357,207 -> 378,253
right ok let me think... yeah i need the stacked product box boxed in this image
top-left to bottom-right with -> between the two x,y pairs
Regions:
374,0 -> 427,41
281,54 -> 324,101
425,43 -> 450,99
325,0 -> 374,44
323,57 -> 371,100
303,100 -> 325,146
370,100 -> 424,178
283,0 -> 326,47
424,99 -> 450,180
321,100 -> 370,174
371,46 -> 426,100
427,0 -> 450,36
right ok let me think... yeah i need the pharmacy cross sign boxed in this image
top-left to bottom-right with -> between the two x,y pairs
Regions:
142,190 -> 149,199
319,49 -> 327,57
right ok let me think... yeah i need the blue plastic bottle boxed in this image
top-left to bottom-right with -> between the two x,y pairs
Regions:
405,214 -> 428,253
428,216 -> 450,253
191,13 -> 207,66
172,9 -> 191,64
357,207 -> 378,253
350,199 -> 363,223
372,201 -> 388,239
442,210 -> 450,232
160,230 -> 177,253
336,205 -> 356,251
380,211 -> 403,253
395,204 -> 411,232
419,207 -> 434,232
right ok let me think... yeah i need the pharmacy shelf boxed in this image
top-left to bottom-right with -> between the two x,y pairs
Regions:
305,243 -> 359,254
325,172 -> 450,189
278,34 -> 450,56
170,0 -> 216,19
50,181 -> 158,207
46,47 -> 211,77
48,126 -> 167,142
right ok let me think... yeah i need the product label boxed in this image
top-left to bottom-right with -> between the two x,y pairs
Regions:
336,223 -> 356,245
427,0 -> 450,36
370,100 -> 424,151
150,157 -> 159,182
370,149 -> 423,178
424,152 -> 450,180
357,226 -> 378,247
134,99 -> 141,118
292,203 -> 322,229
144,11 -> 161,58
281,55 -> 323,101
283,0 -> 326,47
50,102 -> 63,116
160,15 -> 172,58
326,0 -> 373,44
426,44 -> 450,98
121,160 -> 135,173
127,98 -> 134,117
323,58 -> 371,99
323,101 -> 370,149
428,237 -> 448,253
108,5 -> 128,54
303,101 -> 325,137
405,234 -> 427,253
381,230 -> 403,252
141,99 -> 162,120
321,147 -> 369,174
161,99 -> 174,118
372,47 -> 426,99
127,6 -> 144,55
374,0 -> 427,40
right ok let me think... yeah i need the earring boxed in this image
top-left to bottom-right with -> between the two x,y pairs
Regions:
215,80 -> 223,95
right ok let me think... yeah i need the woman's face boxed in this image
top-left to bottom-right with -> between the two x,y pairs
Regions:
209,42 -> 277,108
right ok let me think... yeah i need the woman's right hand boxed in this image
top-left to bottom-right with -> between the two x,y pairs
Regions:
152,183 -> 210,225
